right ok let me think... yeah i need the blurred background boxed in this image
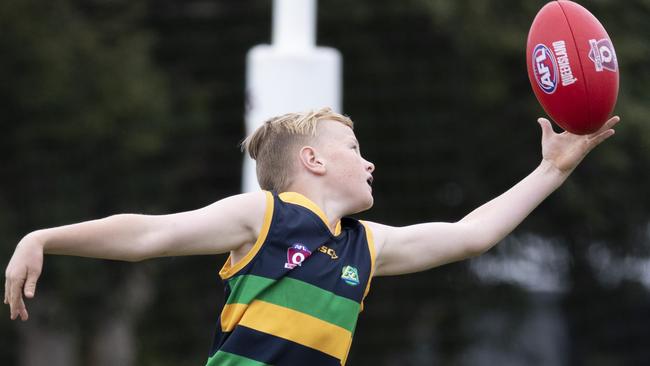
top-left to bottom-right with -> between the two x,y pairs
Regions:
1,0 -> 649,365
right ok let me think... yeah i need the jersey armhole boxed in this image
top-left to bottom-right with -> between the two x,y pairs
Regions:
359,220 -> 377,312
219,191 -> 274,280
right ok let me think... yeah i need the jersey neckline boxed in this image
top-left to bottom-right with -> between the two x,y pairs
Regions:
278,192 -> 343,236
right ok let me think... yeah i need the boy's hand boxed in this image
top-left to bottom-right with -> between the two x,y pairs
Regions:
538,115 -> 620,174
4,234 -> 44,321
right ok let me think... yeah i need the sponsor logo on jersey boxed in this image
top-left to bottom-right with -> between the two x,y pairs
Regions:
285,243 -> 312,269
588,38 -> 617,72
318,245 -> 339,260
341,265 -> 360,286
532,44 -> 559,94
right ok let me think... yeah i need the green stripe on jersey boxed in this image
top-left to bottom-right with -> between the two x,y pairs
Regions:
206,351 -> 271,366
227,274 -> 360,332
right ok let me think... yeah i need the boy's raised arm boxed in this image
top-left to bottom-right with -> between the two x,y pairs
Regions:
368,116 -> 620,277
4,190 -> 268,321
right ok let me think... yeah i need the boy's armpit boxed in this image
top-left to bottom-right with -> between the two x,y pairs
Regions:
220,191 -> 274,279
148,190 -> 269,258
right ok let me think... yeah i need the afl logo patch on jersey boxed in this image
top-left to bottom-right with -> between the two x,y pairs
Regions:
341,265 -> 360,286
285,243 -> 312,269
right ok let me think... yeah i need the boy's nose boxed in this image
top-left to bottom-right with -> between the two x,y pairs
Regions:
366,161 -> 375,173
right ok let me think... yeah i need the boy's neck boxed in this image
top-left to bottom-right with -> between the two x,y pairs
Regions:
283,184 -> 345,233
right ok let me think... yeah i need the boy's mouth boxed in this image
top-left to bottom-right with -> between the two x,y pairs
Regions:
366,176 -> 373,187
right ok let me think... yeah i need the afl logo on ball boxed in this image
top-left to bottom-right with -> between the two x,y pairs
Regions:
285,243 -> 312,269
532,44 -> 558,94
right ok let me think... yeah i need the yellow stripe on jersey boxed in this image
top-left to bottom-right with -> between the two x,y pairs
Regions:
359,221 -> 376,312
239,300 -> 353,361
220,191 -> 274,280
220,303 -> 248,332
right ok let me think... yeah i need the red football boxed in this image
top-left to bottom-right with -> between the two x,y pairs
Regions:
526,0 -> 619,135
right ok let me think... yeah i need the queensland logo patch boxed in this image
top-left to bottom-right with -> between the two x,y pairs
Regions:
532,43 -> 558,94
285,243 -> 311,269
341,265 -> 360,286
588,38 -> 617,72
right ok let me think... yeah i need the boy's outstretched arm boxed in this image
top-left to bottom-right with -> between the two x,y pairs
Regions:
4,190 -> 268,321
367,116 -> 620,277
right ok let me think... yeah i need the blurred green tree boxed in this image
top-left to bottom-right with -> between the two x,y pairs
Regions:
0,0 -> 176,364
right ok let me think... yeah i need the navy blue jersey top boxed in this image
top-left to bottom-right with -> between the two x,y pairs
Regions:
206,191 -> 376,366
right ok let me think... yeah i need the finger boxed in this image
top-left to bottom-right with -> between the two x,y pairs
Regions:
9,287 -> 17,320
537,117 -> 554,139
588,116 -> 619,145
8,274 -> 26,321
6,275 -> 15,319
605,115 -> 621,128
8,282 -> 17,320
13,297 -> 28,321
10,293 -> 27,321
589,128 -> 616,148
24,268 -> 41,299
19,303 -> 29,321
593,115 -> 621,135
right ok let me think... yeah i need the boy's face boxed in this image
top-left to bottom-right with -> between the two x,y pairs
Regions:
315,121 -> 375,214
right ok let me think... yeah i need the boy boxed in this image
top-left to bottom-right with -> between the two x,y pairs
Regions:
5,107 -> 619,365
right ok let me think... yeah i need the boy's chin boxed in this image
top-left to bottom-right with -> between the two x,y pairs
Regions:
355,196 -> 374,213
365,196 -> 374,210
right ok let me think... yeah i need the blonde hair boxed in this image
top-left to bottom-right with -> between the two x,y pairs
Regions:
242,107 -> 354,192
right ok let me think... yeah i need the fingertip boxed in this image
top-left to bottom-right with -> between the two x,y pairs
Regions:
608,116 -> 621,126
537,118 -> 553,129
537,118 -> 553,134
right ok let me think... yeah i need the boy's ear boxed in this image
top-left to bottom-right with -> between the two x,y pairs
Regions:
298,146 -> 326,175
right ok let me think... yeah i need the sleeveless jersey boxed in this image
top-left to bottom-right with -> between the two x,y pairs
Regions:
206,191 -> 376,366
